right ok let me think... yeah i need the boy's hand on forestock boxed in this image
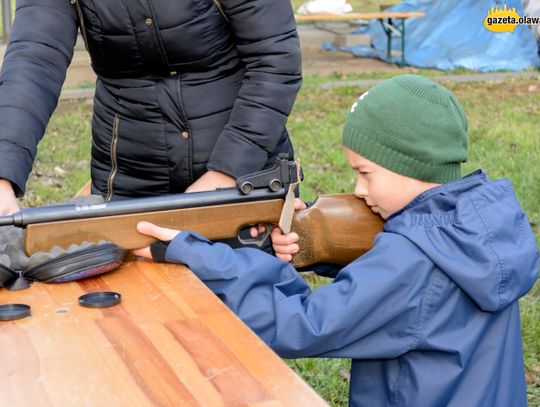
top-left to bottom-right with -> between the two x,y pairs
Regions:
271,198 -> 307,262
0,179 -> 20,215
132,221 -> 181,259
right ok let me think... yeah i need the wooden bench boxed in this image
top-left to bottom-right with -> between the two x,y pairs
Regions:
0,259 -> 329,406
295,12 -> 425,66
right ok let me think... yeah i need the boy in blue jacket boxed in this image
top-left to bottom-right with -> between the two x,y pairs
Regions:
134,75 -> 539,406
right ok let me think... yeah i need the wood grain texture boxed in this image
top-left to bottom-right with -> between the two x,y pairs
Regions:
292,194 -> 384,267
24,200 -> 285,255
76,180 -> 92,197
0,261 -> 329,406
295,11 -> 425,22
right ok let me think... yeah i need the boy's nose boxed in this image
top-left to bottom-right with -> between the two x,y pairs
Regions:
354,190 -> 367,200
354,182 -> 368,199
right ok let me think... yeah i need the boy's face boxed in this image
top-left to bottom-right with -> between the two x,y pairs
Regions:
345,148 -> 441,219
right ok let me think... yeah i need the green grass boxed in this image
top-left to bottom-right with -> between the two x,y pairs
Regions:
21,101 -> 93,207
21,74 -> 540,406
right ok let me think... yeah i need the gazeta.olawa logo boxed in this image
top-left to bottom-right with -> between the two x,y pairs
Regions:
484,3 -> 539,33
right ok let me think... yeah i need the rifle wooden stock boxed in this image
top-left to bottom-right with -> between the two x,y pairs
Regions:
291,194 -> 384,267
23,194 -> 383,268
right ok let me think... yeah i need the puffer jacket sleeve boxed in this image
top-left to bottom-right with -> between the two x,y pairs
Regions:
206,0 -> 302,178
0,0 -> 78,196
166,231 -> 432,359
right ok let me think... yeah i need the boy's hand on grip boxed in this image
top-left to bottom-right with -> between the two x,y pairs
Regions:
271,198 -> 307,262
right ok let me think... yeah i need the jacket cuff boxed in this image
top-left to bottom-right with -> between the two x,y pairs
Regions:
207,131 -> 268,178
0,141 -> 33,197
165,231 -> 212,262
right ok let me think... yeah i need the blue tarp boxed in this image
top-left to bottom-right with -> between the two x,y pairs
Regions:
324,0 -> 540,71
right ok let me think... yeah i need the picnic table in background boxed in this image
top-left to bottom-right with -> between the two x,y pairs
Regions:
295,11 -> 426,66
0,260 -> 329,406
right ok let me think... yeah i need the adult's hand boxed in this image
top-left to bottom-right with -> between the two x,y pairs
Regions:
185,170 -> 236,193
270,198 -> 307,262
0,179 -> 20,215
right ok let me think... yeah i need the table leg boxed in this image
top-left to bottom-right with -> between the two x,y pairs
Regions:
379,18 -> 392,64
400,18 -> 406,67
379,17 -> 408,67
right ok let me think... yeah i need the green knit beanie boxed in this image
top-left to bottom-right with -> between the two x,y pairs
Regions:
342,75 -> 468,183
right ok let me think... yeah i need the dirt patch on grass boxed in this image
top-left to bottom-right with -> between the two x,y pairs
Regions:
301,47 -> 404,76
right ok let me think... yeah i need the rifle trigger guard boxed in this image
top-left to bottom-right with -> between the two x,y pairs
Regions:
237,224 -> 273,248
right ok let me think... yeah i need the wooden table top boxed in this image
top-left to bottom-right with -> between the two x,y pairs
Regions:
0,260 -> 329,406
295,11 -> 425,22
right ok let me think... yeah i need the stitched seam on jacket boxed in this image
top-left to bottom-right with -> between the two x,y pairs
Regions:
208,129 -> 270,176
246,69 -> 301,77
236,94 -> 289,116
466,192 -> 507,311
0,140 -> 33,161
389,237 -> 442,405
236,28 -> 299,47
2,70 -> 66,101
0,105 -> 48,130
16,3 -> 76,18
220,128 -> 270,155
144,0 -> 171,67
391,279 -> 439,406
118,0 -> 150,65
4,39 -> 73,60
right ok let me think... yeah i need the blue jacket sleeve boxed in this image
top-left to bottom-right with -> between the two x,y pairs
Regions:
206,0 -> 302,178
0,0 -> 78,196
166,231 -> 432,359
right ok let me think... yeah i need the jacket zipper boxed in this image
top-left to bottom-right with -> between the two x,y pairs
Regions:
70,0 -> 89,50
106,115 -> 120,201
213,0 -> 229,22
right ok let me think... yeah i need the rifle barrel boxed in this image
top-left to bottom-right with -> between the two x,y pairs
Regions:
3,187 -> 287,228
0,214 -> 15,227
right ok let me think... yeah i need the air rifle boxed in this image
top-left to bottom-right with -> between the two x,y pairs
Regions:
0,158 -> 384,268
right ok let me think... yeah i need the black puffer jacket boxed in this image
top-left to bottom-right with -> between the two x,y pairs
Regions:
0,0 -> 302,198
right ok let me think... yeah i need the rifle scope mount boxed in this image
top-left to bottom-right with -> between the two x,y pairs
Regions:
236,155 -> 301,195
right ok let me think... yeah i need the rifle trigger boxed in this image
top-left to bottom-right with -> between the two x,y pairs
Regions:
278,185 -> 296,234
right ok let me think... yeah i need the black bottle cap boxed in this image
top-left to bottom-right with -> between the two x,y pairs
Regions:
0,304 -> 31,321
78,291 -> 121,308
